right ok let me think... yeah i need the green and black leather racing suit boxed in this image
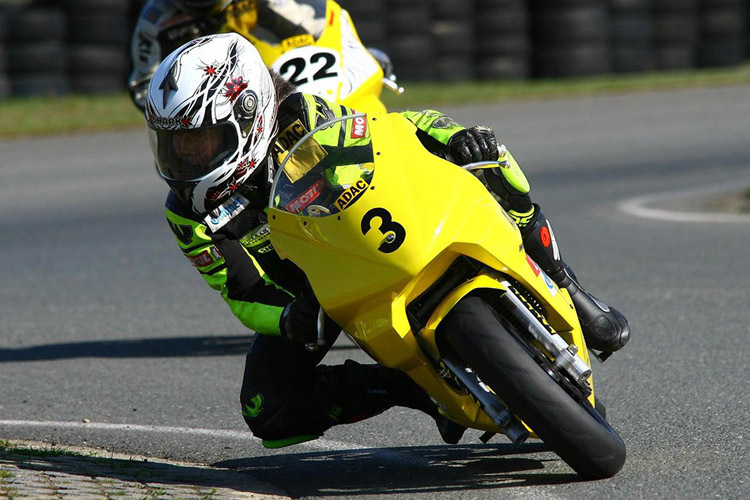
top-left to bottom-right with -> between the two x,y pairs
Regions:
164,93 -> 532,444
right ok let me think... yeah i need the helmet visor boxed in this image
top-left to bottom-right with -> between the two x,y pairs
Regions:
149,123 -> 238,182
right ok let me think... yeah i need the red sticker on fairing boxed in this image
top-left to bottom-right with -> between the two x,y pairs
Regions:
526,255 -> 541,276
285,179 -> 325,214
351,116 -> 368,139
540,226 -> 551,248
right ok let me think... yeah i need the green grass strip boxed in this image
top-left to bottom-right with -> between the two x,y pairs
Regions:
0,93 -> 145,138
2,64 -> 750,138
385,63 -> 750,108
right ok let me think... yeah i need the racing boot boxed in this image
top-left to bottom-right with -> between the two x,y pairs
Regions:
517,206 -> 631,354
335,360 -> 467,444
435,413 -> 467,445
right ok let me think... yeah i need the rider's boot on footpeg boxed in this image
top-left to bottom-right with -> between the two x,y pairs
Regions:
518,206 -> 631,356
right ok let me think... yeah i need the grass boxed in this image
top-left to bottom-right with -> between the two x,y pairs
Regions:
2,63 -> 750,138
385,63 -> 750,108
0,439 -> 80,459
0,93 -> 145,138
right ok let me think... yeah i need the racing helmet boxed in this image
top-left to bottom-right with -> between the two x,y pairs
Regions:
146,33 -> 278,214
171,0 -> 233,14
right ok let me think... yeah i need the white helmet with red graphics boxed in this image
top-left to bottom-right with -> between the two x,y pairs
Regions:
146,33 -> 278,215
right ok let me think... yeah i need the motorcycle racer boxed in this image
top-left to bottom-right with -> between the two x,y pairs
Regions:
128,0 -> 392,111
145,33 -> 629,446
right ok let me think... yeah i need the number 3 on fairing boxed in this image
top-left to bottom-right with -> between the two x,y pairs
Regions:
361,208 -> 406,254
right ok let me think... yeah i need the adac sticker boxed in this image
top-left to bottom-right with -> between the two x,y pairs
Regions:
335,178 -> 369,210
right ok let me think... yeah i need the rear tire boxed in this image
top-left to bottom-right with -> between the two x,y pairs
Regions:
439,295 -> 626,479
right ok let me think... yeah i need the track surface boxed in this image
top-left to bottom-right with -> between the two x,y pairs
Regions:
2,86 -> 749,499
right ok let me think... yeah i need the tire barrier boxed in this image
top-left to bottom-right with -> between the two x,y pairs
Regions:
475,0 -> 530,80
697,0 -> 746,67
432,0 -> 476,81
653,0 -> 699,70
611,0 -> 656,73
384,0 -> 436,81
2,0 -> 750,98
530,0 -> 613,78
1,2 -> 69,96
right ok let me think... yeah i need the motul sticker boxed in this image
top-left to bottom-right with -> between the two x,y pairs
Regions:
187,246 -> 221,267
351,116 -> 368,139
286,179 -> 325,214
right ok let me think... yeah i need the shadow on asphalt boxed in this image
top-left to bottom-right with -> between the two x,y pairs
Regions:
217,443 -> 580,498
1,447 -> 281,497
0,335 -> 358,362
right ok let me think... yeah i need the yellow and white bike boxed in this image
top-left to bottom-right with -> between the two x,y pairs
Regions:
268,112 -> 626,479
244,1 -> 398,114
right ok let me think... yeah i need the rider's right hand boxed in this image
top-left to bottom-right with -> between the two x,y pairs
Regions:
447,126 -> 499,165
279,294 -> 321,344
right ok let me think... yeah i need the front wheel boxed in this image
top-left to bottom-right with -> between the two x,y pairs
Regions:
438,295 -> 626,479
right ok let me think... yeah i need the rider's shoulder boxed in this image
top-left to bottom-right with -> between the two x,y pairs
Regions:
166,191 -> 202,223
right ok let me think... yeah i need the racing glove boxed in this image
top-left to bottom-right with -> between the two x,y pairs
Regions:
279,293 -> 321,345
447,126 -> 499,165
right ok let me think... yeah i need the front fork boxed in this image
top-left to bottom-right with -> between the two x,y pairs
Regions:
413,265 -> 595,438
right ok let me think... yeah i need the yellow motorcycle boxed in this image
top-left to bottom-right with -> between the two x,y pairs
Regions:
238,1 -> 399,114
267,112 -> 626,479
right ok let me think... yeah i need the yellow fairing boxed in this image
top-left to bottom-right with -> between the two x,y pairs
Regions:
237,0 -> 385,114
269,113 -> 592,433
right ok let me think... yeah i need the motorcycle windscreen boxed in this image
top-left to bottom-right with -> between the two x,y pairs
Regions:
270,116 -> 375,216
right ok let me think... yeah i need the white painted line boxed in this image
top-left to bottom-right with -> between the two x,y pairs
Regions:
0,419 -> 416,462
0,419 -> 256,441
0,419 -> 566,497
619,181 -> 750,223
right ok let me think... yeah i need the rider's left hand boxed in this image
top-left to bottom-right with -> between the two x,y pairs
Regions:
447,126 -> 499,165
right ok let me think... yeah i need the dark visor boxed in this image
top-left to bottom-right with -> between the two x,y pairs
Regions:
148,123 -> 238,181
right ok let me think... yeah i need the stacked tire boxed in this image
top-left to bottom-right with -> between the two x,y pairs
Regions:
432,0 -> 475,81
610,0 -> 656,73
59,0 -> 132,94
2,1 -> 68,96
0,7 -> 8,98
385,0 -> 435,80
653,0 -> 698,69
530,0 -> 613,78
339,0 -> 387,51
474,0 -> 530,80
697,0 -> 746,67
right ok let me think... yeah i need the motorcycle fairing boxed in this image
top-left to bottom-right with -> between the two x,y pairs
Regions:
269,113 -> 592,432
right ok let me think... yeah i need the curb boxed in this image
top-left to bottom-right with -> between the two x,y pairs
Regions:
0,440 -> 287,499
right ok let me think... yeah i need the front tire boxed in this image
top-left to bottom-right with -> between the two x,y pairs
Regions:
439,295 -> 626,479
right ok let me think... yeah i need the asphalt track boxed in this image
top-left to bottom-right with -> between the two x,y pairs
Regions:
2,85 -> 750,499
